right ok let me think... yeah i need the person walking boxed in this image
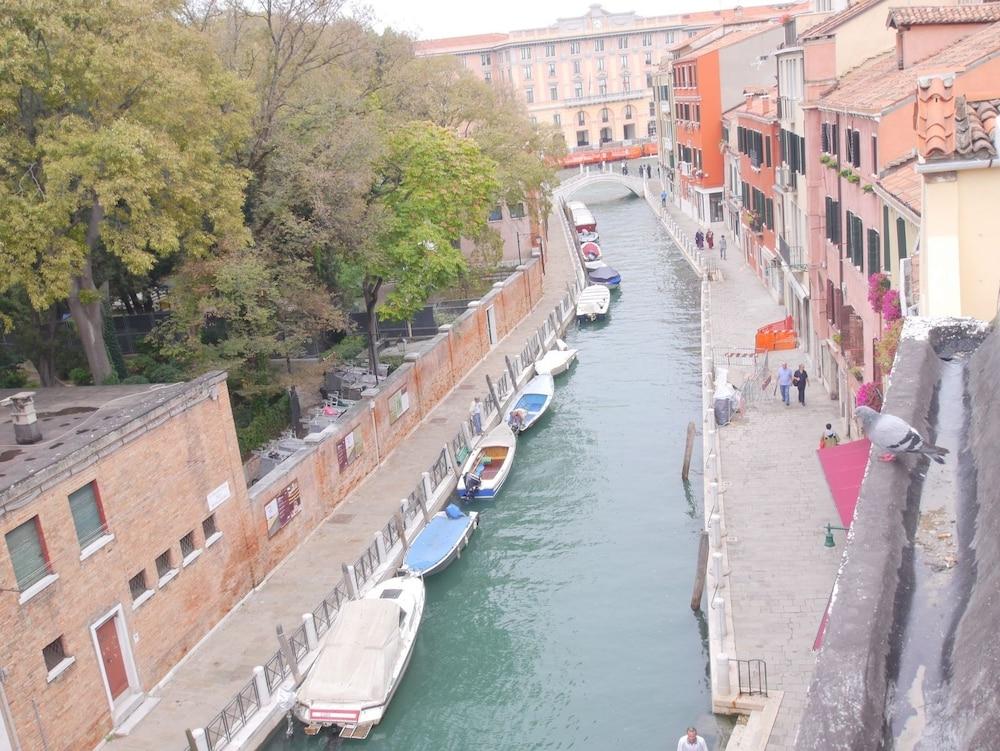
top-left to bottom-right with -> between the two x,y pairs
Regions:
677,727 -> 709,751
470,397 -> 483,435
660,190 -> 668,207
777,362 -> 793,406
695,230 -> 704,250
706,229 -> 715,250
793,363 -> 809,406
719,234 -> 727,260
819,423 -> 840,449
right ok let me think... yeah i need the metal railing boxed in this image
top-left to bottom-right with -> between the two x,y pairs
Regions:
203,677 -> 261,751
430,447 -> 450,489
451,429 -> 470,467
353,536 -> 381,587
732,658 -> 769,697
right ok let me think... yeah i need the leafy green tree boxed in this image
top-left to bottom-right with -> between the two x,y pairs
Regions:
0,0 -> 251,383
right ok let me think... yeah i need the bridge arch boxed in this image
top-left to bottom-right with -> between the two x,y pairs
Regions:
556,171 -> 646,199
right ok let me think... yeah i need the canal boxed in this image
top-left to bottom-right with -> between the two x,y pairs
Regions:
261,183 -> 728,750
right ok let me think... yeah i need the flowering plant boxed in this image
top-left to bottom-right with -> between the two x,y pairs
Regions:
867,273 -> 890,313
882,289 -> 902,321
856,381 -> 883,411
876,318 -> 903,374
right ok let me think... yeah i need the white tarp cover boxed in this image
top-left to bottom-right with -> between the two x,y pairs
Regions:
298,599 -> 404,705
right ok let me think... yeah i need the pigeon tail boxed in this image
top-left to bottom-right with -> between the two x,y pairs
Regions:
917,443 -> 949,464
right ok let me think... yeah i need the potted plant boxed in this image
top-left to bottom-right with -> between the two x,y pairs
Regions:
856,380 -> 883,410
868,272 -> 891,313
882,289 -> 902,322
832,332 -> 843,346
863,183 -> 875,193
850,365 -> 864,382
840,167 -> 853,179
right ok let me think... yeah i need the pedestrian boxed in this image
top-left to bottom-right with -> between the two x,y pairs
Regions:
660,189 -> 667,207
695,230 -> 704,250
646,164 -> 652,178
657,165 -> 661,177
719,234 -> 727,260
777,362 -> 793,406
706,229 -> 714,250
677,726 -> 709,751
793,363 -> 808,406
470,397 -> 483,435
601,159 -> 606,173
819,423 -> 840,449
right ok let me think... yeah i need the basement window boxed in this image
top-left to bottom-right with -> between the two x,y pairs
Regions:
156,549 -> 178,587
43,636 -> 75,682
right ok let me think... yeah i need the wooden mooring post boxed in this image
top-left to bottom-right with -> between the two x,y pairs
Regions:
690,531 -> 710,611
681,420 -> 696,480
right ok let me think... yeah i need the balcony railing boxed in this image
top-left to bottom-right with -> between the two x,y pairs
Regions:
778,237 -> 807,270
561,88 -> 649,107
777,96 -> 798,121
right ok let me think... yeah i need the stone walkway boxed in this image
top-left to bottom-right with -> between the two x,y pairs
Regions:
656,199 -> 842,749
111,213 -> 577,751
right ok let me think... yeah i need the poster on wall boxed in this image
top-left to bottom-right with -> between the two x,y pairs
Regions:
388,387 -> 410,423
335,427 -> 364,471
265,480 -> 302,537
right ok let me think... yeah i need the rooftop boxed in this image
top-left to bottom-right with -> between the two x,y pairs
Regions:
733,86 -> 780,119
675,23 -> 780,60
800,0 -> 884,40
877,159 -> 922,216
887,4 -> 1000,28
0,372 -> 226,511
815,20 -> 1000,113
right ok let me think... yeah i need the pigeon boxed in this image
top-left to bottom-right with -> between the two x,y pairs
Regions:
854,406 -> 949,464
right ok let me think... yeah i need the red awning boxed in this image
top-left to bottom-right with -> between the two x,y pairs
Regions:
813,438 -> 871,650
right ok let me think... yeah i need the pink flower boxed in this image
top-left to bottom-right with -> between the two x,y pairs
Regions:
882,289 -> 902,321
856,381 -> 883,411
867,273 -> 890,313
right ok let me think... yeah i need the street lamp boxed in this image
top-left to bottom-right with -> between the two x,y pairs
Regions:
515,232 -> 523,265
823,523 -> 850,547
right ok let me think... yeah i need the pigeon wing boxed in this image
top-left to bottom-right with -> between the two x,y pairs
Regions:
868,413 -> 924,451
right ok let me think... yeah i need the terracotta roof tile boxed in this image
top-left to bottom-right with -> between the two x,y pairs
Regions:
878,160 -> 922,216
887,5 -> 1000,28
916,74 -> 956,158
676,23 -> 780,59
954,95 -> 1000,158
801,0 -> 885,40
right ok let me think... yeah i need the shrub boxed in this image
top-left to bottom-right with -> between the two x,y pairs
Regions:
882,289 -> 902,321
233,391 -> 290,457
840,168 -> 853,178
847,174 -> 860,184
146,363 -> 186,383
867,273 -> 891,313
121,374 -> 150,385
863,183 -> 875,193
856,381 -> 883,411
329,335 -> 366,363
101,373 -> 120,386
69,367 -> 93,386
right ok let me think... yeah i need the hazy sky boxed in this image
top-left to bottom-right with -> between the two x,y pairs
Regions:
365,0 -> 776,40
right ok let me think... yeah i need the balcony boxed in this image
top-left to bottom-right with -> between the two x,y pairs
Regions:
778,237 -> 806,270
776,96 -> 798,122
561,88 -> 649,107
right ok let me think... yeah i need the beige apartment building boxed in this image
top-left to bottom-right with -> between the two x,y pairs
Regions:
416,3 -> 801,151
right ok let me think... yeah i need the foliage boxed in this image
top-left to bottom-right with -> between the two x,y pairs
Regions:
856,381 -> 883,411
820,154 -> 832,166
847,174 -> 860,184
876,318 -> 904,375
882,289 -> 902,321
832,332 -> 843,346
232,391 -> 291,457
868,273 -> 891,313
863,183 -> 875,193
328,335 -> 367,363
69,367 -> 92,386
121,374 -> 150,385
0,348 -> 28,388
840,168 -> 853,178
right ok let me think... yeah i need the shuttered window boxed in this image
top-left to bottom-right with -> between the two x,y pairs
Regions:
868,228 -> 880,274
5,517 -> 50,590
852,130 -> 862,168
821,124 -> 829,153
897,218 -> 908,259
69,482 -> 106,548
883,206 -> 891,272
845,210 -> 855,258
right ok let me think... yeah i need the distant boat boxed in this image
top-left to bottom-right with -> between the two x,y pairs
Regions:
588,265 -> 622,289
535,339 -> 578,376
457,422 -> 517,500
401,504 -> 479,577
578,230 -> 600,243
584,259 -> 606,271
294,577 -> 424,740
580,241 -> 602,261
567,201 -> 597,233
505,373 -> 555,433
576,285 -> 611,321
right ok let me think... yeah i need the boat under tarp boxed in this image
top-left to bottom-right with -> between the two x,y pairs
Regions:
575,285 -> 611,321
401,505 -> 479,577
588,265 -> 622,288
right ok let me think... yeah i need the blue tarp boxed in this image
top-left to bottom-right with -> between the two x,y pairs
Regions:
403,513 -> 473,574
515,393 -> 548,414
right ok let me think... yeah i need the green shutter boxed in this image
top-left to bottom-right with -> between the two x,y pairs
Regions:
897,218 -> 908,259
883,206 -> 891,272
5,518 -> 47,590
69,482 -> 105,547
868,229 -> 880,274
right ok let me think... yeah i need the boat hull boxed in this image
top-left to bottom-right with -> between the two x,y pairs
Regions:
456,422 -> 517,500
505,374 -> 554,434
535,348 -> 578,376
401,511 -> 479,577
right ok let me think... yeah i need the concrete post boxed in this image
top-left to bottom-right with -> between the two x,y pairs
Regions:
421,471 -> 434,515
342,563 -> 359,600
187,728 -> 210,751
395,512 -> 409,552
711,551 -> 723,585
276,624 -> 302,684
505,355 -> 518,386
709,513 -> 722,549
302,613 -> 318,651
715,653 -> 732,695
399,499 -> 409,525
713,595 -> 727,638
253,665 -> 269,704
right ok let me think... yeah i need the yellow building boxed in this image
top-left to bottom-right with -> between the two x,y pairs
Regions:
415,3 -> 800,151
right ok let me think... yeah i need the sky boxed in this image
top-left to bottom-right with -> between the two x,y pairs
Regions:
364,0 -> 779,40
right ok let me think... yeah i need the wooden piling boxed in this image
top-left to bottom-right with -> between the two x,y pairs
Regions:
681,420 -> 696,480
485,374 -> 502,415
690,531 -> 710,611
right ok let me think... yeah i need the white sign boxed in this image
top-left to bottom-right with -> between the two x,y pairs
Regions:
207,481 -> 232,511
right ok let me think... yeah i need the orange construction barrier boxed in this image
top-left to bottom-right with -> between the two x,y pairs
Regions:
755,316 -> 797,351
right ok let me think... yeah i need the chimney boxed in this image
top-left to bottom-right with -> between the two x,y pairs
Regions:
2,392 -> 42,445
761,94 -> 770,115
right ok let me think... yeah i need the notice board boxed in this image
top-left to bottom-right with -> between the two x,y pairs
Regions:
264,480 -> 301,537
336,427 -> 364,471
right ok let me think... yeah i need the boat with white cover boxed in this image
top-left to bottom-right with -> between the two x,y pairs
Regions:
584,259 -> 606,271
294,576 -> 424,739
578,230 -> 600,243
535,339 -> 578,376
456,422 -> 517,500
575,285 -> 611,321
504,373 -> 554,433
400,504 -> 479,577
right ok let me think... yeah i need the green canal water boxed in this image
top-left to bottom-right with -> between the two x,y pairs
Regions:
261,186 -> 727,751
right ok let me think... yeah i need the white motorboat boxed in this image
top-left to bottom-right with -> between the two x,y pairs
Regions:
294,577 -> 425,739
580,241 -> 602,261
400,505 -> 479,577
584,259 -> 607,271
575,285 -> 611,321
504,373 -> 555,433
578,230 -> 600,243
535,339 -> 578,376
457,422 -> 517,500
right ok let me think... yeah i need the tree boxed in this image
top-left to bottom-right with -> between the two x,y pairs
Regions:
340,122 -> 499,376
0,0 -> 251,383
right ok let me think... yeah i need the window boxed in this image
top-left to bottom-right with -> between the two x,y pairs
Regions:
570,40 -> 581,55
180,530 -> 196,559
520,46 -> 531,61
522,65 -> 532,80
871,135 -> 878,173
545,43 -> 555,57
646,73 -> 653,88
5,516 -> 51,591
484,71 -> 491,83
665,31 -> 676,44
594,38 -> 605,52
645,52 -> 653,66
883,206 -> 892,272
488,205 -> 503,221
43,636 -> 71,673
825,197 -> 841,243
573,60 -> 581,75
553,113 -> 561,126
525,88 -> 534,104
649,100 -> 656,116
155,548 -> 176,584
549,86 -> 558,101
618,36 -> 629,49
574,83 -> 583,98
129,570 -> 149,600
693,104 -> 700,123
642,33 -> 653,47
576,130 -> 589,146
648,120 -> 656,136
548,62 -> 556,77
597,57 -> 605,72
897,218 -> 908,259
623,78 -> 630,93
481,54 -> 491,66
765,198 -> 774,230
620,55 -> 629,70
868,229 -> 881,274
625,105 -> 633,120
851,129 -> 861,168
846,213 -> 863,267
601,108 -> 609,123
577,111 -> 586,126
598,81 -> 607,96
68,481 -> 107,549
765,136 -> 771,167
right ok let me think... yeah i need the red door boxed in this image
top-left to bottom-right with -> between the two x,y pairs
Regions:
96,617 -> 129,700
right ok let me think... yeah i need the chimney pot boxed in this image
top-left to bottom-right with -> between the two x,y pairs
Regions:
3,391 -> 42,445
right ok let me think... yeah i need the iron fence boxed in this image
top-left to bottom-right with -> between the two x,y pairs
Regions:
402,487 -> 424,526
262,649 -> 289,694
381,516 -> 402,553
451,430 -> 470,467
204,676 -> 261,751
287,623 -> 309,664
430,447 -> 450,489
353,536 -> 381,588
732,658 -> 769,697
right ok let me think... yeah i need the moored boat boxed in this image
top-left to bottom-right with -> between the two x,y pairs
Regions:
580,241 -> 602,261
456,422 -> 517,500
400,504 -> 479,577
584,259 -> 606,271
294,577 -> 425,739
578,230 -> 600,243
575,285 -> 611,321
535,339 -> 578,376
505,373 -> 555,433
588,265 -> 622,289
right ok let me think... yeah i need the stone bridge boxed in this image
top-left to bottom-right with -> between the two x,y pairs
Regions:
555,168 -> 648,199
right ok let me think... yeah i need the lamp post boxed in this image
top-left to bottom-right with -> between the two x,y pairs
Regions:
515,232 -> 523,265
824,523 -> 850,547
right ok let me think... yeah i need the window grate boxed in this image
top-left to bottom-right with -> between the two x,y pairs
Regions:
202,514 -> 218,539
155,549 -> 173,578
129,570 -> 148,600
180,531 -> 196,558
43,637 -> 66,671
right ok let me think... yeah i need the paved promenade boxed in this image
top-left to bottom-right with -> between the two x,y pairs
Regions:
652,195 -> 842,749
111,214 -> 578,751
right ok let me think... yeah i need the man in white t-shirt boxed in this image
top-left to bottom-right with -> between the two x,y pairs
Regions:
677,726 -> 709,751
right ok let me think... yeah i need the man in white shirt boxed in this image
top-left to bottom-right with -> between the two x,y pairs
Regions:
677,726 -> 709,751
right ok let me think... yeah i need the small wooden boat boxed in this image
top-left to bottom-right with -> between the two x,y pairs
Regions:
588,265 -> 622,289
576,285 -> 611,321
578,230 -> 600,243
457,422 -> 517,500
580,241 -> 602,261
505,373 -> 554,433
294,577 -> 424,739
535,339 -> 578,376
401,504 -> 479,577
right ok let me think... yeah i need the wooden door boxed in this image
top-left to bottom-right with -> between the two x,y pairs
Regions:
96,617 -> 129,700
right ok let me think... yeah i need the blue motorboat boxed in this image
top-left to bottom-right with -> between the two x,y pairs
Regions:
588,265 -> 621,288
504,373 -> 555,433
400,504 -> 480,577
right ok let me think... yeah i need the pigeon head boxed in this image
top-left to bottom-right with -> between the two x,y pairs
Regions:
854,405 -> 879,431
